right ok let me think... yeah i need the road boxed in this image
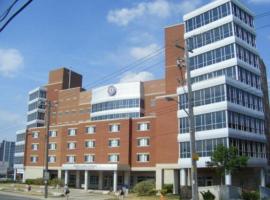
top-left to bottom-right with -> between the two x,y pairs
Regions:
0,193 -> 38,200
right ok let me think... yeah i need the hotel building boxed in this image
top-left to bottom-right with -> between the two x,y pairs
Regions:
22,0 -> 269,192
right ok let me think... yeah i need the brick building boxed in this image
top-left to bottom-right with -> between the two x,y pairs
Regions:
22,0 -> 269,193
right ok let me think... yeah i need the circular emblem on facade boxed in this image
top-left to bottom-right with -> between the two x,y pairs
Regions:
107,85 -> 117,96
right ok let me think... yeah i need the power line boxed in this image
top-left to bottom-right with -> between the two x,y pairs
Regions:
0,0 -> 33,33
0,0 -> 19,22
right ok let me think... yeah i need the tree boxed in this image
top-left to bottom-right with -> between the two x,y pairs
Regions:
207,144 -> 248,185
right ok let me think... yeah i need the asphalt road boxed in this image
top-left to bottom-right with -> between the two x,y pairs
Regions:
0,193 -> 38,200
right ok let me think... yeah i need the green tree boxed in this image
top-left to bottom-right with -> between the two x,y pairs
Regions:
207,145 -> 248,185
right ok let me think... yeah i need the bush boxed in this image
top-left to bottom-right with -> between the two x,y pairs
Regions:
133,180 -> 156,196
48,178 -> 63,187
242,191 -> 259,200
25,178 -> 44,185
161,184 -> 173,195
200,190 -> 215,200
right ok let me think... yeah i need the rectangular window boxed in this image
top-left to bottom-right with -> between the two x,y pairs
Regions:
31,143 -> 39,151
49,130 -> 57,137
84,154 -> 95,163
30,156 -> 38,163
137,122 -> 150,131
85,140 -> 96,148
108,154 -> 119,162
109,124 -> 120,132
67,142 -> 76,150
48,155 -> 56,163
66,156 -> 76,163
85,126 -> 96,134
137,138 -> 150,147
32,131 -> 39,139
68,129 -> 77,136
108,139 -> 120,147
48,143 -> 57,150
137,153 -> 150,162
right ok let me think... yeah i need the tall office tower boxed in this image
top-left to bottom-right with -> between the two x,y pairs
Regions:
14,129 -> 26,181
27,87 -> 47,128
178,0 -> 268,188
0,140 -> 15,178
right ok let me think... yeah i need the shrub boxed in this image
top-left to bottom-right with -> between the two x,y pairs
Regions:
161,184 -> 173,195
200,190 -> 215,200
133,180 -> 156,196
242,191 -> 259,200
25,178 -> 44,185
48,178 -> 63,187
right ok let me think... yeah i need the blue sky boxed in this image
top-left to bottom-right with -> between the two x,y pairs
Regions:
0,0 -> 269,141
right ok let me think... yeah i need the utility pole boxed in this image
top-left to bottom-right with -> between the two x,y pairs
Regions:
44,100 -> 51,198
175,40 -> 199,200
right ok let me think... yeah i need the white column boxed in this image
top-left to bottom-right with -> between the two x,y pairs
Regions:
187,168 -> 191,186
64,170 -> 69,185
155,168 -> 164,190
84,170 -> 88,191
13,169 -> 16,181
124,171 -> 130,187
180,169 -> 186,186
225,172 -> 232,186
98,171 -> 103,190
261,168 -> 266,187
76,171 -> 80,188
57,169 -> 61,180
173,169 -> 179,194
113,170 -> 118,192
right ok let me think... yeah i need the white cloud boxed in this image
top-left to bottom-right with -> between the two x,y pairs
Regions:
0,109 -> 24,126
130,43 -> 160,59
249,0 -> 270,4
107,0 -> 202,26
119,71 -> 155,83
0,48 -> 24,77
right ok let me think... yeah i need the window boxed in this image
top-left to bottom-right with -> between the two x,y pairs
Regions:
48,156 -> 56,163
137,122 -> 150,131
85,140 -> 96,148
49,143 -> 57,150
30,156 -> 38,163
236,44 -> 258,68
232,3 -> 254,28
85,126 -> 96,134
109,124 -> 120,132
66,156 -> 76,163
108,154 -> 119,162
91,112 -> 140,121
49,130 -> 57,137
84,154 -> 95,163
32,131 -> 39,139
68,129 -> 77,136
108,139 -> 120,147
137,153 -> 150,162
31,143 -> 39,151
67,142 -> 76,150
137,138 -> 150,147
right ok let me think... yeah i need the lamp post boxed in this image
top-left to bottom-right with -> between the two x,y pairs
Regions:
166,41 -> 199,200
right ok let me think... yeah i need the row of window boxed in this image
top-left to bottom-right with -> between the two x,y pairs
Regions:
16,133 -> 25,142
58,108 -> 90,116
91,112 -> 141,121
187,23 -> 233,50
230,138 -> 266,158
238,66 -> 261,89
31,122 -> 150,139
189,44 -> 235,71
228,111 -> 265,135
14,156 -> 24,164
236,44 -> 259,68
92,99 -> 141,113
30,153 -> 150,164
185,2 -> 231,32
179,84 -> 225,109
227,85 -> 263,112
234,23 -> 256,47
29,90 -> 46,101
28,101 -> 45,112
180,111 -> 226,133
27,123 -> 44,129
15,144 -> 24,153
180,138 -> 227,158
232,2 -> 254,28
27,112 -> 45,122
191,66 -> 236,84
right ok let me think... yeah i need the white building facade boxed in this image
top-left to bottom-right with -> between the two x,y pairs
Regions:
14,129 -> 26,181
178,0 -> 267,187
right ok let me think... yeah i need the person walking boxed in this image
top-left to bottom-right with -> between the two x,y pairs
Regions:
64,184 -> 70,200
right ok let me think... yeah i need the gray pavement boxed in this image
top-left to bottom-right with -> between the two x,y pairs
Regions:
0,193 -> 38,200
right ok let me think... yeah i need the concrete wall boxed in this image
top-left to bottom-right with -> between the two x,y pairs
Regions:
24,166 -> 43,180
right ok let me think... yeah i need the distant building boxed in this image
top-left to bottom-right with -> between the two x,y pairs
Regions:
0,140 -> 15,178
14,129 -> 26,181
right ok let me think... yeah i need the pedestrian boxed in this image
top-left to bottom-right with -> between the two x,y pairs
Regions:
119,187 -> 124,200
64,184 -> 70,200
